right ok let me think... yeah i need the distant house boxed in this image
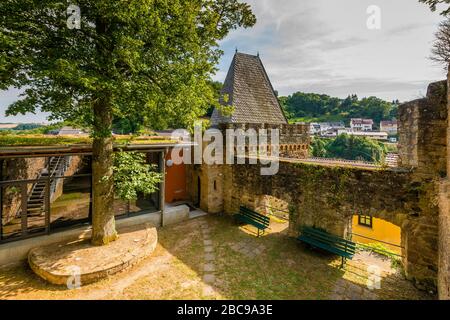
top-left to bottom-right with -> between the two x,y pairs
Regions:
337,130 -> 388,141
309,122 -> 345,136
0,123 -> 19,130
350,118 -> 373,132
380,120 -> 398,135
309,123 -> 321,135
56,126 -> 88,136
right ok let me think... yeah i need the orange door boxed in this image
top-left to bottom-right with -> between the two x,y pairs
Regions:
164,150 -> 187,203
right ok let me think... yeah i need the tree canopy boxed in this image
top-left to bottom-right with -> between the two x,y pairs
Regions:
1,0 -> 255,132
310,134 -> 388,163
431,18 -> 450,65
0,0 -> 256,245
419,0 -> 450,15
279,92 -> 398,128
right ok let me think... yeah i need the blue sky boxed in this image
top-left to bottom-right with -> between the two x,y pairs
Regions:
0,0 -> 447,123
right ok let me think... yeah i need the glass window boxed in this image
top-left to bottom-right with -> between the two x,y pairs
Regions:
358,215 -> 373,228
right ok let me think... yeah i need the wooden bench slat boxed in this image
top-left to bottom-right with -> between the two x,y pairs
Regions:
239,208 -> 270,224
298,236 -> 354,259
302,228 -> 355,245
297,227 -> 357,264
233,207 -> 270,237
235,214 -> 267,230
302,230 -> 356,252
302,229 -> 356,248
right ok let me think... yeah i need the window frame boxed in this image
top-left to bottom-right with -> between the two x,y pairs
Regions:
358,215 -> 373,228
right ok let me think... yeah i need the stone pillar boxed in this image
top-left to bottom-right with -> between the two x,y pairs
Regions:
438,179 -> 450,299
402,217 -> 439,292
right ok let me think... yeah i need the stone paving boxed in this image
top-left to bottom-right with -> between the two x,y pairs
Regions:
199,220 -> 218,298
329,278 -> 378,300
229,239 -> 266,258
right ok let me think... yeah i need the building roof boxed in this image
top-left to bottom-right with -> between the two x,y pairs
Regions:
210,52 -> 288,126
351,118 -> 374,125
57,126 -> 88,136
349,131 -> 388,137
0,123 -> 19,129
380,120 -> 397,127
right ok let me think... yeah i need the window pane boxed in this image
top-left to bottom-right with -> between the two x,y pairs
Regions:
50,175 -> 91,229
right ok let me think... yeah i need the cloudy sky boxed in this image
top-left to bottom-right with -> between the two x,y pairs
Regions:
0,0 -> 447,123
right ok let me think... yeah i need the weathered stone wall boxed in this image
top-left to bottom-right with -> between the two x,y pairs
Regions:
399,81 -> 447,176
438,180 -> 450,299
398,100 -> 419,168
191,80 -> 448,293
399,80 -> 450,298
222,161 -> 440,288
218,122 -> 311,159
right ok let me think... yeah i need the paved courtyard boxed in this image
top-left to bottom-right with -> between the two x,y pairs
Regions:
0,216 -> 435,300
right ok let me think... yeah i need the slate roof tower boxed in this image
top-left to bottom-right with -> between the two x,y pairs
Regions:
210,52 -> 288,127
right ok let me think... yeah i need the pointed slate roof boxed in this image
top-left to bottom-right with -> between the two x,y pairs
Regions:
211,52 -> 288,126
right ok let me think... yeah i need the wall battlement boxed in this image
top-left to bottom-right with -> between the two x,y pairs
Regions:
218,122 -> 311,159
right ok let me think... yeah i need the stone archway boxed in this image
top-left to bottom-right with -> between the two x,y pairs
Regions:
220,159 -> 438,291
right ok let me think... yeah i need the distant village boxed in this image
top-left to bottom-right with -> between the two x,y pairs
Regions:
1,117 -> 399,143
307,118 -> 398,142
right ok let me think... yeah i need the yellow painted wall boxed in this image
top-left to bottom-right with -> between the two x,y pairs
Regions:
351,216 -> 401,254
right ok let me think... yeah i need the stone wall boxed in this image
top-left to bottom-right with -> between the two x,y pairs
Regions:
399,81 -> 447,176
222,160 -> 438,290
439,180 -> 450,299
218,123 -> 311,159
399,80 -> 449,298
190,80 -> 448,294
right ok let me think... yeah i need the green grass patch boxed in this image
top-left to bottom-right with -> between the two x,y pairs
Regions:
0,133 -> 176,147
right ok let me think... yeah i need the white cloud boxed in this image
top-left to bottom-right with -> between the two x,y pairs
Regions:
216,0 -> 446,101
0,0 -> 446,123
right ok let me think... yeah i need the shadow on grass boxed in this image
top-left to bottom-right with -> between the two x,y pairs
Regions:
0,214 -> 435,300
0,262 -> 67,299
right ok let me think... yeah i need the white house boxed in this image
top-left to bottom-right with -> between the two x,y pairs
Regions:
350,118 -> 373,132
380,120 -> 398,135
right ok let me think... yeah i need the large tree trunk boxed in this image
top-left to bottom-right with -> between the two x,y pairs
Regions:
91,97 -> 118,245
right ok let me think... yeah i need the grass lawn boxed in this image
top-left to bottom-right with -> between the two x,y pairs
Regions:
0,134 -> 176,147
0,215 -> 434,300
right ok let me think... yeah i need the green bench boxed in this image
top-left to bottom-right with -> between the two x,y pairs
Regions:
234,206 -> 270,237
297,226 -> 356,267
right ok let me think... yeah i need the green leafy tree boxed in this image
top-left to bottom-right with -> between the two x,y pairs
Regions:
280,92 -> 397,126
310,134 -> 387,162
419,0 -> 450,15
327,134 -> 387,162
0,0 -> 256,245
310,137 -> 328,158
113,151 -> 162,201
